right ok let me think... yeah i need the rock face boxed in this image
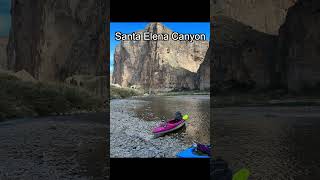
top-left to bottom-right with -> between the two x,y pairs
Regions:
278,0 -> 320,91
211,0 -> 320,93
211,0 -> 297,34
112,23 -> 209,92
198,46 -> 211,91
197,22 -> 213,91
0,37 -> 8,69
211,16 -> 278,91
7,0 -> 108,82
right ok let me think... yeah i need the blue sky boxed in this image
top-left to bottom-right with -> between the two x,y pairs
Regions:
0,0 -> 11,37
110,22 -> 210,72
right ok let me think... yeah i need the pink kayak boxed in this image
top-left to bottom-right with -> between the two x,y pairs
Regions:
152,119 -> 186,137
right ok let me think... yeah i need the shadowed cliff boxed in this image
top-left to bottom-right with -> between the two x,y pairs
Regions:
6,0 -> 109,97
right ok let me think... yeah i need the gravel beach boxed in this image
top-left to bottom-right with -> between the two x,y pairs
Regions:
110,99 -> 190,158
0,113 -> 109,180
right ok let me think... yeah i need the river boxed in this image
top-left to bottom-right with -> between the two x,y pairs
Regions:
212,106 -> 320,179
135,95 -> 210,144
110,95 -> 210,158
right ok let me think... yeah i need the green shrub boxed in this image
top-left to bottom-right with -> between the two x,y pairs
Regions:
110,85 -> 141,99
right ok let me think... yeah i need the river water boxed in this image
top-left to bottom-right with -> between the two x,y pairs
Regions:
134,95 -> 210,145
212,106 -> 320,179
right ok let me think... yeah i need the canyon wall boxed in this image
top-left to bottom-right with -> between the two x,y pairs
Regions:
7,0 -> 108,82
112,23 -> 209,92
211,0 -> 297,35
211,0 -> 320,93
197,22 -> 213,91
278,0 -> 320,91
0,38 -> 7,69
211,16 -> 278,91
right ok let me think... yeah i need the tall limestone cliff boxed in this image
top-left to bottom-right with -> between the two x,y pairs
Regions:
197,22 -> 213,91
7,0 -> 108,82
278,0 -> 320,91
112,23 -> 209,92
211,0 -> 296,35
211,16 -> 278,91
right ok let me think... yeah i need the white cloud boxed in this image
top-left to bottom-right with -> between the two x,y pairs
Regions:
110,50 -> 114,73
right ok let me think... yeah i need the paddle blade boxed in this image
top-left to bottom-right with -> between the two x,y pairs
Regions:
182,114 -> 189,121
232,168 -> 250,180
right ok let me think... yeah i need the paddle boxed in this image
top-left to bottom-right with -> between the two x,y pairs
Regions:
232,168 -> 250,180
182,114 -> 189,121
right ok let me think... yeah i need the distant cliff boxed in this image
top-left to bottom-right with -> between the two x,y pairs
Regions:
211,0 -> 296,35
112,23 -> 209,92
7,0 -> 108,82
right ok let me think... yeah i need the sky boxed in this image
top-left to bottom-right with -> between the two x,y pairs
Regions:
0,0 -> 11,37
110,22 -> 210,73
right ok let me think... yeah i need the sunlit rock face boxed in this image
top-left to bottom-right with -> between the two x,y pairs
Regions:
112,23 -> 209,92
197,21 -> 213,91
211,0 -> 297,35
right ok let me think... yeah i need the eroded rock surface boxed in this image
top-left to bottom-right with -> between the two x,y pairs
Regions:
197,22 -> 213,91
211,0 -> 297,34
7,0 -> 108,82
211,16 -> 278,91
112,23 -> 209,92
278,0 -> 320,91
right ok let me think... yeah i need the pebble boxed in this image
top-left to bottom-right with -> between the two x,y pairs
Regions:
110,99 -> 189,158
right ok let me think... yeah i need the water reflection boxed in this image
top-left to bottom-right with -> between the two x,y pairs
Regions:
135,95 -> 210,144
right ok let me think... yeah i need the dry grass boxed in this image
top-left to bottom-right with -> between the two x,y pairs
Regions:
0,73 -> 104,120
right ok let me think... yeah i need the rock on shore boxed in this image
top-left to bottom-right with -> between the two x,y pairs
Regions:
110,99 -> 189,158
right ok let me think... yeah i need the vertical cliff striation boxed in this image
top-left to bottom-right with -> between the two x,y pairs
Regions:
211,16 -> 278,92
112,23 -> 209,92
197,21 -> 213,91
278,0 -> 320,91
7,0 -> 108,82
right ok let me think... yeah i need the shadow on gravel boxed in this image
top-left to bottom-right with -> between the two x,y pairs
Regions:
0,112 -> 109,180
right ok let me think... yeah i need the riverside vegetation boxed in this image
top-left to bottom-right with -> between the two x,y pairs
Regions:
0,72 -> 104,120
110,84 -> 142,99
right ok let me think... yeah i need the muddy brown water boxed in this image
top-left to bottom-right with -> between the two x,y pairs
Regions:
212,106 -> 320,179
134,95 -> 210,144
